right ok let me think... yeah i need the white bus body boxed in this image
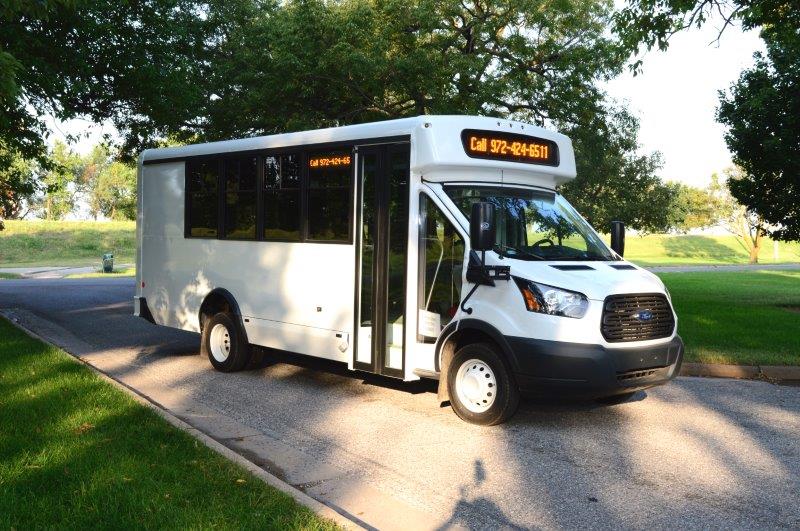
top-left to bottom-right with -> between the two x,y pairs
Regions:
135,115 -> 683,425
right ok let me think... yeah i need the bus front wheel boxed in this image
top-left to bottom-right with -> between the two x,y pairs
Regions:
202,312 -> 251,372
447,342 -> 520,426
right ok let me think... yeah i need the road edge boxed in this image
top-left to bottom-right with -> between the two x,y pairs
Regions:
680,362 -> 800,382
1,311 -> 362,531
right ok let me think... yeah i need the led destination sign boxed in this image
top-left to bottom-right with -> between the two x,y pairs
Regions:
461,129 -> 559,166
309,154 -> 351,168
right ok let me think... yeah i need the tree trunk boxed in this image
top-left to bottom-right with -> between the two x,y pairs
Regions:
749,230 -> 762,264
749,244 -> 760,264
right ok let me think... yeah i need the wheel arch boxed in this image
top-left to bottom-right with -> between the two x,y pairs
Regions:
198,288 -> 248,342
434,319 -> 519,402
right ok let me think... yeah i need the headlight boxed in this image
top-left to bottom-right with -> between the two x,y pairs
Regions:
513,277 -> 589,318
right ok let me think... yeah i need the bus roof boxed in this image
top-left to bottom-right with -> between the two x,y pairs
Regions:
141,115 -> 576,185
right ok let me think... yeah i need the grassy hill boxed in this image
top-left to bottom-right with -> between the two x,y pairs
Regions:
1,220 -> 799,267
621,234 -> 800,266
0,220 -> 135,268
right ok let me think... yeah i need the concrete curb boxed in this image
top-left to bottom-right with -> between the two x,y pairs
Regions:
2,312 -> 362,531
680,362 -> 800,382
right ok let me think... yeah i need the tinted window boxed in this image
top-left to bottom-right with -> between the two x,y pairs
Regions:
186,159 -> 219,237
224,156 -> 257,239
263,154 -> 301,241
307,151 -> 352,242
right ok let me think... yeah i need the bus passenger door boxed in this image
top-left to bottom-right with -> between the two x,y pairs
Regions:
354,143 -> 410,378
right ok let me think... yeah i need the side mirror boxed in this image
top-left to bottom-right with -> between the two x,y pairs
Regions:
610,220 -> 625,257
470,202 -> 496,252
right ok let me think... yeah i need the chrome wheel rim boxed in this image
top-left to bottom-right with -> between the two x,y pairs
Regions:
209,323 -> 231,362
455,358 -> 497,413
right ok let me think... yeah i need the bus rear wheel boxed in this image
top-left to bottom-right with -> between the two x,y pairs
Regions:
447,342 -> 520,426
202,312 -> 251,372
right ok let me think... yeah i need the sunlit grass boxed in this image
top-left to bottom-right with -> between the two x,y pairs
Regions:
66,267 -> 136,279
621,234 -> 800,266
0,317 -> 337,530
0,220 -> 135,267
659,270 -> 800,366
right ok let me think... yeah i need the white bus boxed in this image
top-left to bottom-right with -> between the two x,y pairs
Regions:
135,115 -> 683,425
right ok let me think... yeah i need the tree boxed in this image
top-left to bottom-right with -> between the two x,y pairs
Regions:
717,30 -> 800,241
89,161 -> 137,221
200,0 -> 626,140
0,144 -> 39,224
0,0 -> 230,164
669,182 -> 724,232
29,141 -> 83,220
559,106 -> 676,233
710,169 -> 769,264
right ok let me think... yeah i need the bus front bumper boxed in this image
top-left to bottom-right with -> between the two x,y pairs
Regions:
505,335 -> 684,398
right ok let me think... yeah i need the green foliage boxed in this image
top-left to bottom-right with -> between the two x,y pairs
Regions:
0,317 -> 338,529
29,141 -> 84,220
0,0 -> 221,163
89,161 -> 137,221
202,0 -> 625,139
560,107 -> 675,233
659,270 -> 800,366
0,144 -> 39,221
669,182 -> 724,232
717,30 -> 800,241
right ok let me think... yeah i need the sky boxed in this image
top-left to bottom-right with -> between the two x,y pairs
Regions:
50,11 -> 765,191
605,15 -> 764,187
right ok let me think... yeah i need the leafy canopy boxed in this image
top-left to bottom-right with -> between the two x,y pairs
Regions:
560,107 -> 675,233
0,0 -> 224,162
201,0 -> 625,139
717,8 -> 800,241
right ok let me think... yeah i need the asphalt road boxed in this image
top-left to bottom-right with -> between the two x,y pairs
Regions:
2,278 -> 799,529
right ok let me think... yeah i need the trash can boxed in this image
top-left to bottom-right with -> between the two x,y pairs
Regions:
102,253 -> 114,273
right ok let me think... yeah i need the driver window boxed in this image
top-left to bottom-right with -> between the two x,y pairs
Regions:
418,195 -> 465,342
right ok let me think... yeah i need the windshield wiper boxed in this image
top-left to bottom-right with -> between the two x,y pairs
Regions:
496,244 -> 544,261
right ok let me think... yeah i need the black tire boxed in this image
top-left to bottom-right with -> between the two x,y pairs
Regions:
447,342 -> 520,426
596,391 -> 637,405
201,312 -> 251,372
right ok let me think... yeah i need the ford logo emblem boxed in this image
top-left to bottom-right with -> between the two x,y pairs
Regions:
480,222 -> 490,230
633,310 -> 653,322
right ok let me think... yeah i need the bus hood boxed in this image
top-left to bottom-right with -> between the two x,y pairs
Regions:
502,260 -> 667,301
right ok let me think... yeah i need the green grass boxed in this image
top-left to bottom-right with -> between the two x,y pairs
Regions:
660,271 -> 800,366
0,317 -> 337,530
0,220 -> 135,267
66,267 -> 136,279
621,234 -> 800,266
0,272 -> 21,279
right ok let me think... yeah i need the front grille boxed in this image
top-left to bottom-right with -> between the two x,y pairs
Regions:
602,293 -> 675,343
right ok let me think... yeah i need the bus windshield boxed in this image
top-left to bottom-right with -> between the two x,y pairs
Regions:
445,186 -> 615,261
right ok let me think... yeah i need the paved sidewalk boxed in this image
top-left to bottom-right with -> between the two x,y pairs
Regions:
646,263 -> 800,273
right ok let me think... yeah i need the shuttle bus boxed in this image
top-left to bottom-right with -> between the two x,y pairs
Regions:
135,115 -> 683,425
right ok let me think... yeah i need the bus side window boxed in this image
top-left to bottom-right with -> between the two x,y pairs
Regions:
418,195 -> 465,342
186,159 -> 220,238
263,154 -> 301,241
306,151 -> 352,242
223,156 -> 257,240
